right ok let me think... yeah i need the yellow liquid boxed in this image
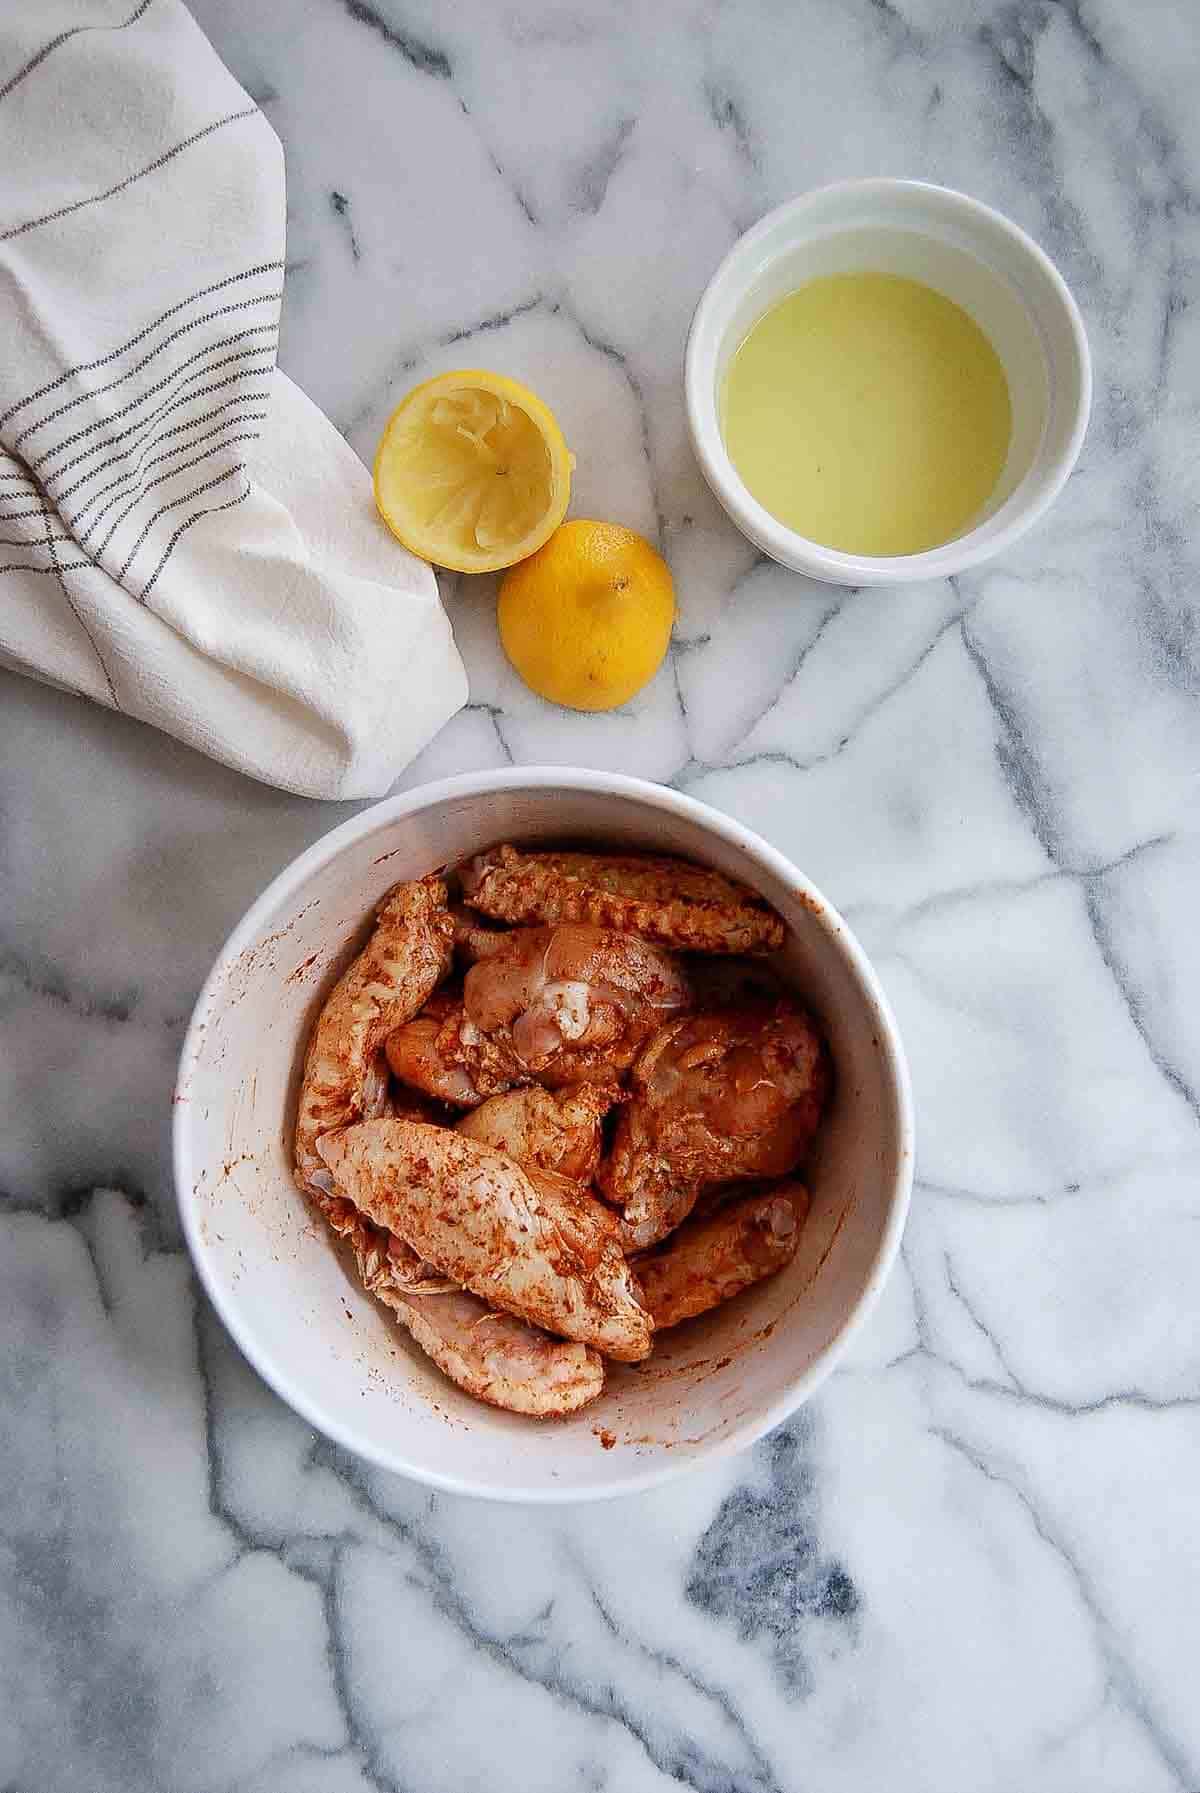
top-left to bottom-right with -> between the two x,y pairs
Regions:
721,273 -> 1012,556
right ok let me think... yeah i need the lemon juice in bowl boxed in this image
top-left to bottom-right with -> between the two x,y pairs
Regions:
720,272 -> 1012,557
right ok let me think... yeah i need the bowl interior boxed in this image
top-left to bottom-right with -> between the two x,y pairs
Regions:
176,780 -> 910,1499
691,181 -> 1088,565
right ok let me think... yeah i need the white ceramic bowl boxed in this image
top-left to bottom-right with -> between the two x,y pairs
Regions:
686,177 -> 1091,585
174,770 -> 913,1501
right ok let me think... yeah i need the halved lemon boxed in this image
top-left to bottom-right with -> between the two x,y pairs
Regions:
498,520 -> 675,711
373,370 -> 573,573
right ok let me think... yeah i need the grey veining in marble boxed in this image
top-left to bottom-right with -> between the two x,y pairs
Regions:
3,1 -> 1200,1789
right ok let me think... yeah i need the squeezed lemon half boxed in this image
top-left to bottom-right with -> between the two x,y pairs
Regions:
374,370 -> 573,573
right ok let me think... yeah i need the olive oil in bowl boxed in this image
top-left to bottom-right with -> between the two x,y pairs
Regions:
720,273 -> 1012,558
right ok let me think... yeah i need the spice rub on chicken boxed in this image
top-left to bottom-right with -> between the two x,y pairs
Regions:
290,844 -> 830,1422
294,876 -> 454,1192
598,1002 -> 830,1250
385,923 -> 691,1102
460,844 -> 786,955
456,1080 -> 619,1182
317,1121 -> 653,1362
635,1183 -> 810,1329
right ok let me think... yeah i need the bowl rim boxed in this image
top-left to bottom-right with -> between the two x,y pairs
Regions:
685,176 -> 1093,586
174,767 -> 915,1502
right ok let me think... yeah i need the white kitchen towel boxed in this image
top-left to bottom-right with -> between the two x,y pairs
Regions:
0,0 -> 467,799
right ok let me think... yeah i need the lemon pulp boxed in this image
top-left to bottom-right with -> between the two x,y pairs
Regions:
721,273 -> 1012,557
374,371 -> 571,573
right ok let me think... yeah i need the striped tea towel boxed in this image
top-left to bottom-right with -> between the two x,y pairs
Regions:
0,0 -> 467,799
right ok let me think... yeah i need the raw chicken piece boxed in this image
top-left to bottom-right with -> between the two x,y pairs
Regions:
389,1289 -> 605,1416
461,843 -> 786,954
599,1003 -> 829,1249
294,877 -> 453,1191
464,923 -> 690,1079
385,986 -> 519,1106
386,923 -> 690,1102
636,1183 -> 809,1329
314,1038 -> 611,1412
457,1081 -> 619,1181
295,876 -> 457,1294
318,1120 -> 653,1362
315,1182 -> 604,1414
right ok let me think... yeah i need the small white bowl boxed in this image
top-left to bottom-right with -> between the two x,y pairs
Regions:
174,770 -> 913,1502
686,178 -> 1091,586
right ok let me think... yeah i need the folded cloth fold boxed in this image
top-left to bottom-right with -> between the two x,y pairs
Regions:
0,0 -> 467,799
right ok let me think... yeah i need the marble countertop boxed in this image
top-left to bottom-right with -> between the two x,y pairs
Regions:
4,1 -> 1200,1788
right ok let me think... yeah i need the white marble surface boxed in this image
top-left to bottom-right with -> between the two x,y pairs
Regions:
4,0 -> 1200,1787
